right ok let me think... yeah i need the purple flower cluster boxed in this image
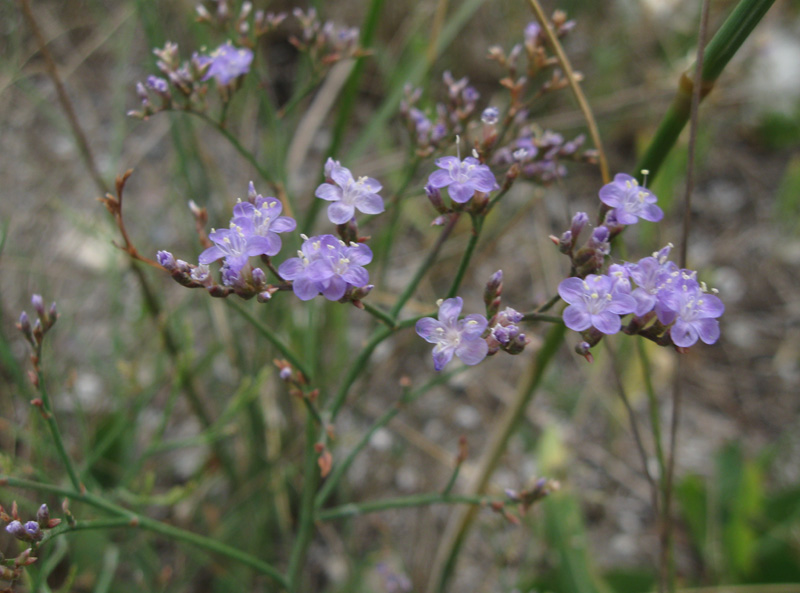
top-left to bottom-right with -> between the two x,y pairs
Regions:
199,184 -> 296,280
416,297 -> 489,371
427,156 -> 498,204
196,41 -> 254,86
399,72 -> 480,154
315,159 -> 384,224
558,245 -> 724,348
278,235 -> 373,301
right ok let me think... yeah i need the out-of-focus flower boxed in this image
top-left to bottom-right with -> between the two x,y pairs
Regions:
599,173 -> 663,225
197,41 -> 253,85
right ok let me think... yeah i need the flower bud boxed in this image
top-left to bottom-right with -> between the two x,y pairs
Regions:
24,521 -> 42,542
31,294 -> 45,317
156,250 -> 177,271
6,520 -> 27,540
570,212 -> 588,238
425,184 -> 447,214
36,504 -> 49,529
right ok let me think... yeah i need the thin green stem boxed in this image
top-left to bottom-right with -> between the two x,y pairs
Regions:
638,338 -> 666,484
446,215 -> 482,299
361,302 -> 396,328
315,367 -> 464,510
427,321 -> 567,593
188,111 -> 280,193
0,475 -> 289,590
605,341 -> 659,512
226,299 -> 312,381
317,493 -> 494,521
636,0 -> 776,182
521,312 -> 563,324
440,461 -> 462,496
286,416 -> 320,591
34,368 -> 82,493
329,326 -> 392,419
390,213 -> 461,318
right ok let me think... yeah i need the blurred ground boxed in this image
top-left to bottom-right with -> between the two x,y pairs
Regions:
2,0 -> 800,591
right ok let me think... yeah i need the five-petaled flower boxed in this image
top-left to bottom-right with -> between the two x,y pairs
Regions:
558,274 -> 637,335
197,41 -> 253,86
416,297 -> 488,371
427,156 -> 498,203
231,187 -> 297,256
278,234 -> 373,301
599,173 -> 663,225
656,273 -> 724,347
315,162 -> 384,224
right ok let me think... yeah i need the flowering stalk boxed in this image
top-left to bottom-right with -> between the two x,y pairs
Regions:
635,0 -> 776,182
0,475 -> 290,590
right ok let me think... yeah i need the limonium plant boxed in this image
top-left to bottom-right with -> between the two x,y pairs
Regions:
8,1 -> 777,592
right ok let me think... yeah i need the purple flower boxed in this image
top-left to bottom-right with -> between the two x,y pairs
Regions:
427,156 -> 498,204
197,41 -> 253,86
278,234 -> 372,301
231,187 -> 296,256
416,297 -> 488,371
599,173 -> 663,225
481,107 -> 499,125
199,217 -> 266,273
315,162 -> 384,224
657,278 -> 724,347
626,245 -> 680,316
558,274 -> 637,335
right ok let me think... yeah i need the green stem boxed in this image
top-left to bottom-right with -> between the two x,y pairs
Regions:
189,111 -> 280,192
635,0 -> 776,182
34,368 -> 82,493
329,326 -> 392,419
327,316 -> 428,421
315,367 -> 464,510
361,302 -> 396,328
226,299 -> 312,381
521,312 -> 563,324
390,213 -> 461,318
286,416 -> 320,591
317,493 -> 494,521
428,321 -> 566,593
446,215 -> 482,299
639,338 -> 666,487
0,475 -> 289,590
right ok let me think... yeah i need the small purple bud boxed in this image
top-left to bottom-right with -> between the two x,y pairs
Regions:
251,267 -> 267,288
146,75 -> 169,95
248,181 -> 258,201
570,212 -> 588,238
6,520 -> 26,540
31,294 -> 45,316
136,82 -> 149,102
37,504 -> 50,528
18,311 -> 31,334
157,250 -> 177,271
481,107 -> 499,125
48,302 -> 57,321
590,225 -> 609,245
24,521 -> 42,541
425,184 -> 447,214
558,230 -> 573,253
257,291 -> 273,303
280,367 -> 292,381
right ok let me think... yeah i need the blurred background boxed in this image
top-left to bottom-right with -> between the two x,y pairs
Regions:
2,0 -> 800,591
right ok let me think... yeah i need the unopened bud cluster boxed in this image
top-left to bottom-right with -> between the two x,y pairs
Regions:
16,295 -> 57,351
